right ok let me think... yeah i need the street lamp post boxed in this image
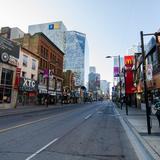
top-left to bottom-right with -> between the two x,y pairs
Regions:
106,55 -> 122,109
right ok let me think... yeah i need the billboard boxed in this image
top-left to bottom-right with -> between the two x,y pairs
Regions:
124,55 -> 136,94
0,36 -> 20,66
124,55 -> 134,68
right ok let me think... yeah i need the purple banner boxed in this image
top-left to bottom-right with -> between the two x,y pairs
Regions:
43,69 -> 49,78
114,67 -> 119,77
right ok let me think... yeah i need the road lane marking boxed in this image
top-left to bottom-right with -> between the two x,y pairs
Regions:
0,115 -> 55,133
84,114 -> 92,120
25,138 -> 59,160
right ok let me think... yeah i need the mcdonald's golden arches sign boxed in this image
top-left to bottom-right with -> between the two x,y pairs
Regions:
124,56 -> 134,68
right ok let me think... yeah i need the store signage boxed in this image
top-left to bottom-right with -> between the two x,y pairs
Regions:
19,78 -> 37,91
124,55 -> 136,95
0,36 -> 19,65
125,69 -> 136,95
43,69 -> 49,78
114,67 -> 119,77
124,56 -> 134,68
49,69 -> 54,80
146,64 -> 153,80
14,68 -> 21,89
0,52 -> 18,66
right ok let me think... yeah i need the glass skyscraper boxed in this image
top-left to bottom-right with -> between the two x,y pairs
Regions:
28,21 -> 66,52
64,31 -> 89,87
28,22 -> 89,87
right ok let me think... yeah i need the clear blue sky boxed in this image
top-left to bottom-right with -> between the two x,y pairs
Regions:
0,0 -> 160,83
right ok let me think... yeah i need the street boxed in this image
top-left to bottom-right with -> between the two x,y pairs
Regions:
0,101 -> 138,160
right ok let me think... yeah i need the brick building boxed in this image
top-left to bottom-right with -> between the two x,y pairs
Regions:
14,32 -> 64,104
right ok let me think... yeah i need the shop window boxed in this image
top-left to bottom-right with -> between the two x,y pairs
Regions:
22,71 -> 26,78
23,55 -> 28,67
31,74 -> 35,80
0,68 -> 13,103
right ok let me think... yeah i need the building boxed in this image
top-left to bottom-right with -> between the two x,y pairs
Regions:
0,35 -> 20,108
63,70 -> 75,91
16,47 -> 39,105
14,32 -> 64,104
88,68 -> 101,100
64,31 -> 89,87
28,22 -> 89,87
28,21 -> 66,52
89,66 -> 96,73
0,27 -> 25,40
134,35 -> 160,108
100,80 -> 110,98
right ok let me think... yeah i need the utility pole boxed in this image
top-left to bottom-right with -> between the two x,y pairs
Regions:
123,68 -> 128,115
118,55 -> 122,109
140,31 -> 151,134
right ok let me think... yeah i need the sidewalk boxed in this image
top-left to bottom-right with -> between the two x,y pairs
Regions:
115,103 -> 160,159
0,103 -> 75,117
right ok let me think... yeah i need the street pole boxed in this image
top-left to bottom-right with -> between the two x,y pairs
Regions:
140,31 -> 151,134
46,68 -> 49,108
119,55 -> 122,109
123,68 -> 128,115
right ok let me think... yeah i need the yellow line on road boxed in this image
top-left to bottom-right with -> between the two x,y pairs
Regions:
0,115 -> 55,133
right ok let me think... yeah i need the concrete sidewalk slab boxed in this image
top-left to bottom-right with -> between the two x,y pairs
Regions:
113,102 -> 160,160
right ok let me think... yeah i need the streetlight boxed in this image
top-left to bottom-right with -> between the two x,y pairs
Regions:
140,31 -> 160,134
106,55 -> 122,109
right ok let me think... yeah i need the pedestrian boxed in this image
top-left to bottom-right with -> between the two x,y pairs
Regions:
121,96 -> 125,109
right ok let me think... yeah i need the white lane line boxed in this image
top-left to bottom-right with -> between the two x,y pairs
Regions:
25,138 -> 59,160
0,115 -> 54,133
84,114 -> 92,120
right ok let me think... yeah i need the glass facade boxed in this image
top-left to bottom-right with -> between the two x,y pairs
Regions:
28,22 -> 89,87
28,21 -> 66,52
64,31 -> 89,87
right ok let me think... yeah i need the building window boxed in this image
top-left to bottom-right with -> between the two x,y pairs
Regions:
32,59 -> 36,70
22,71 -> 26,78
23,55 -> 28,67
31,74 -> 35,80
0,68 -> 13,103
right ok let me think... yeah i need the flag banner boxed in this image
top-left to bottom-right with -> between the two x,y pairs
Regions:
120,57 -> 124,71
43,69 -> 49,78
114,56 -> 119,67
125,69 -> 136,94
114,67 -> 119,77
146,64 -> 153,80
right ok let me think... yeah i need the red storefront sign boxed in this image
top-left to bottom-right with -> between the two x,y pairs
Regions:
124,56 -> 136,95
14,68 -> 21,89
29,92 -> 36,97
124,55 -> 134,68
125,69 -> 136,94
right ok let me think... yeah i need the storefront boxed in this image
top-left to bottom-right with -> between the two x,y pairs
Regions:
38,86 -> 57,105
0,35 -> 19,108
0,67 -> 15,104
18,78 -> 38,105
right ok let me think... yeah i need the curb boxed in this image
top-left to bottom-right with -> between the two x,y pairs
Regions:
112,102 -> 159,160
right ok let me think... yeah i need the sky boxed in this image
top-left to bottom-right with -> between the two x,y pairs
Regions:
0,0 -> 160,84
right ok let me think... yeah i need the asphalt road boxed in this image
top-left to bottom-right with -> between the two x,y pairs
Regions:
0,101 -> 138,160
